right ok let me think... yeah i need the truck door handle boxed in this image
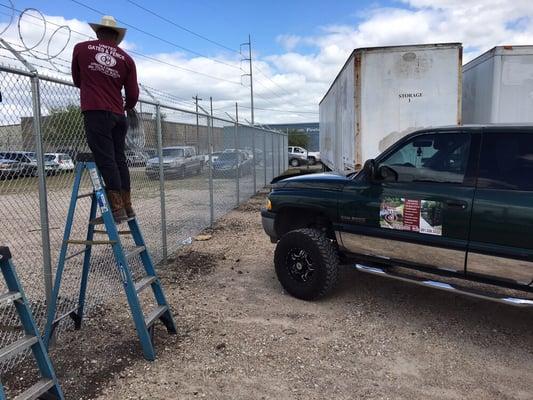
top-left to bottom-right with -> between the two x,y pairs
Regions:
445,200 -> 467,209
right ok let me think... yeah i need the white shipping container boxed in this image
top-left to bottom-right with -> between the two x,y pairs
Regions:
463,45 -> 533,124
319,43 -> 462,172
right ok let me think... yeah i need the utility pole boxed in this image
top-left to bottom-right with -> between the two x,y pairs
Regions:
193,94 -> 202,152
241,35 -> 254,125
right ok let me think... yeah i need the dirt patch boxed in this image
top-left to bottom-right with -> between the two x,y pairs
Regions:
162,250 -> 219,284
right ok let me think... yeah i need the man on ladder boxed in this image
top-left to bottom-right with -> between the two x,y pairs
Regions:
72,15 -> 138,223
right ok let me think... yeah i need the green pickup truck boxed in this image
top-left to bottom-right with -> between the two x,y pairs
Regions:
261,126 -> 533,307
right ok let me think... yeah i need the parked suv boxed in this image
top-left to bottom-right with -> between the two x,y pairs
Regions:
145,146 -> 203,179
45,153 -> 75,172
263,126 -> 533,307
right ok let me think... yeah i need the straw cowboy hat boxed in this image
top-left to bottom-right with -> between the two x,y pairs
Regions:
89,15 -> 126,44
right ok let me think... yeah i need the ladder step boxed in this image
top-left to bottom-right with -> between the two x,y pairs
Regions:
145,305 -> 168,328
52,307 -> 78,325
0,291 -> 22,307
65,248 -> 87,261
13,379 -> 54,400
76,191 -> 94,199
66,239 -> 117,245
135,276 -> 157,293
126,246 -> 146,260
0,335 -> 38,363
93,229 -> 132,235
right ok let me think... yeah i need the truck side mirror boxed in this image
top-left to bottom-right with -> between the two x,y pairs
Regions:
378,165 -> 399,182
363,159 -> 377,180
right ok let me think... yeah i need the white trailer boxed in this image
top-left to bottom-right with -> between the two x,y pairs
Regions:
319,43 -> 462,172
463,45 -> 533,124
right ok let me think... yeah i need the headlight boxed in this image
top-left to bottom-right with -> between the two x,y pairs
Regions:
265,198 -> 272,211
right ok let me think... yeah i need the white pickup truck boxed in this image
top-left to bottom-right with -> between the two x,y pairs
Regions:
288,146 -> 321,167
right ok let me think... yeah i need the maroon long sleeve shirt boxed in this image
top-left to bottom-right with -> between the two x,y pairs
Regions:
72,39 -> 139,115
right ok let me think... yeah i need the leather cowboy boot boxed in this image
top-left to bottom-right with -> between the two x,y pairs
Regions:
91,190 -> 128,224
121,190 -> 135,218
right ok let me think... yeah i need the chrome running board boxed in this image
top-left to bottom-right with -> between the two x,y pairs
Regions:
354,264 -> 533,308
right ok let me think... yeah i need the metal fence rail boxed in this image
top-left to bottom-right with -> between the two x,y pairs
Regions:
0,63 -> 287,370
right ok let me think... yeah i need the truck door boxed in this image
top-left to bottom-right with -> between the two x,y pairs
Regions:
467,130 -> 533,286
339,130 -> 478,273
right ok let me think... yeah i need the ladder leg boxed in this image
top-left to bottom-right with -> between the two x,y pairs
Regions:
96,185 -> 157,361
113,241 -> 157,360
0,380 -> 6,400
43,163 -> 85,348
2,258 -> 65,399
74,194 -> 97,330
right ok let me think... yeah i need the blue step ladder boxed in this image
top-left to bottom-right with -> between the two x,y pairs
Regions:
43,154 -> 177,361
0,247 -> 64,400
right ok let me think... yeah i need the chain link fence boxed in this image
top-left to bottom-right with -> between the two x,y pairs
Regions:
0,63 -> 287,372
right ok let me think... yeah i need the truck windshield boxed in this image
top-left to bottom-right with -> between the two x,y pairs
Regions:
162,148 -> 184,157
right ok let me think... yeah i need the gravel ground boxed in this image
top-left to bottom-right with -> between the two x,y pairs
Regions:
5,190 -> 532,399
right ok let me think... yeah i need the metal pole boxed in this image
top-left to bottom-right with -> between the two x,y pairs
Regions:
271,132 -> 275,179
263,130 -> 267,186
252,123 -> 257,194
31,74 -> 53,307
155,104 -> 168,262
235,103 -> 239,206
278,133 -> 282,174
193,94 -> 202,153
208,97 -> 214,226
248,34 -> 255,125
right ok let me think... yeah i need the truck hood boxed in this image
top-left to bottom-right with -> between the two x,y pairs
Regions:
273,172 -> 348,191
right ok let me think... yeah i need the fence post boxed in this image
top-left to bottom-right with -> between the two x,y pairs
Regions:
31,72 -> 53,307
252,126 -> 257,194
263,130 -> 267,186
271,132 -> 275,179
155,104 -> 167,262
235,103 -> 239,206
278,133 -> 281,174
208,100 -> 214,227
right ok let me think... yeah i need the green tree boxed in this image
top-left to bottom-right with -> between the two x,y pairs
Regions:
288,129 -> 309,148
43,104 -> 85,148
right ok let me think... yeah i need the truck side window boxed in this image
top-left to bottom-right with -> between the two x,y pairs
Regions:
477,132 -> 533,191
380,133 -> 471,184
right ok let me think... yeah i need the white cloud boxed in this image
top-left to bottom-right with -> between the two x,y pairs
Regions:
1,0 -> 533,125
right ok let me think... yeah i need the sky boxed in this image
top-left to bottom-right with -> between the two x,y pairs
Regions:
1,0 -> 533,124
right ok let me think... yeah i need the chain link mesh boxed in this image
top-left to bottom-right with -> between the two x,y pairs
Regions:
0,64 -> 287,373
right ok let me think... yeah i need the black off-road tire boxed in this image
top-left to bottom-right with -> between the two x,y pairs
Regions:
308,156 -> 316,165
274,228 -> 339,300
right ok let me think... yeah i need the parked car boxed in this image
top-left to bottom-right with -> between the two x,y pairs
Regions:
145,146 -> 203,179
211,150 -> 253,178
45,153 -> 75,172
0,156 -> 25,179
125,150 -> 148,167
263,126 -> 533,307
0,151 -> 58,177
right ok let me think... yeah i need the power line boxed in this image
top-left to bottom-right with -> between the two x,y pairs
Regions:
125,0 -> 240,54
70,0 -> 241,71
254,64 -> 295,98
